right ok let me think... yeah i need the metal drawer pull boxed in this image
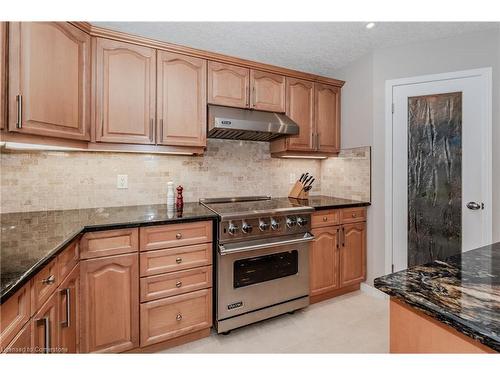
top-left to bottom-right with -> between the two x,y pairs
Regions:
176,313 -> 182,321
176,257 -> 182,264
60,288 -> 71,328
16,95 -> 23,128
323,216 -> 328,222
36,317 -> 50,353
219,232 -> 314,255
176,233 -> 182,239
175,281 -> 182,288
42,275 -> 56,285
336,228 -> 340,249
342,227 -> 345,247
352,213 -> 357,218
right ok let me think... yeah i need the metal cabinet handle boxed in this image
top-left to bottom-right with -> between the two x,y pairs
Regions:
160,119 -> 164,143
336,228 -> 340,249
252,86 -> 256,107
42,275 -> 56,285
60,288 -> 71,328
342,226 -> 345,247
176,313 -> 182,321
36,317 -> 50,353
16,95 -> 23,128
176,257 -> 182,264
316,133 -> 320,150
175,233 -> 182,240
149,119 -> 153,141
466,202 -> 483,210
352,213 -> 357,218
175,281 -> 182,288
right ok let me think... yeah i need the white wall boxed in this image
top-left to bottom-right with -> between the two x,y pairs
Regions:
334,27 -> 500,285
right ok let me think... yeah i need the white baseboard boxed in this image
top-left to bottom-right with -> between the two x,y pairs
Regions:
360,282 -> 389,300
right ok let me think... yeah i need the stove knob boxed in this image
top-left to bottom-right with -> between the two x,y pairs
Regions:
228,223 -> 239,235
242,222 -> 253,234
270,218 -> 280,231
259,220 -> 270,231
297,217 -> 308,227
286,217 -> 297,228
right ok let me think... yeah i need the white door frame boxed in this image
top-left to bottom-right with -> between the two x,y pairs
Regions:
384,68 -> 492,274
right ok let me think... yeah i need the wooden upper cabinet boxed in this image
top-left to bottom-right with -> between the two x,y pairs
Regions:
94,38 -> 156,144
208,61 -> 249,108
285,78 -> 314,151
315,83 -> 340,153
339,222 -> 366,288
80,253 -> 139,353
250,70 -> 285,112
157,51 -> 207,147
8,22 -> 90,140
0,22 -> 6,130
310,227 -> 340,296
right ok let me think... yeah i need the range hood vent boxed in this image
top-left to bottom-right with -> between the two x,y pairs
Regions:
207,105 -> 299,142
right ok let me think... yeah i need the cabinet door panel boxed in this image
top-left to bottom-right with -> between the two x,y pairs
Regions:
310,226 -> 340,296
339,222 -> 366,287
58,265 -> 79,353
80,253 -> 139,353
315,83 -> 340,153
95,38 -> 156,144
157,51 -> 206,147
0,284 -> 31,351
32,292 -> 58,354
286,78 -> 314,150
2,321 -> 32,354
250,70 -> 285,112
8,22 -> 90,140
208,61 -> 249,108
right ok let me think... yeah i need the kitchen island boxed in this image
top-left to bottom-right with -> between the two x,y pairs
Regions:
375,242 -> 499,353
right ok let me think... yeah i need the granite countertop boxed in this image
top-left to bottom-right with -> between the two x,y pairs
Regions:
298,195 -> 370,210
374,243 -> 500,352
0,203 -> 217,303
0,195 -> 369,304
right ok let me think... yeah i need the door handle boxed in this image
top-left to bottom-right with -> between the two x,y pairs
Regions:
466,202 -> 483,210
36,316 -> 50,353
60,288 -> 71,328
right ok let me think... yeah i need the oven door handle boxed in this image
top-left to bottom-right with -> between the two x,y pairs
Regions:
218,233 -> 315,255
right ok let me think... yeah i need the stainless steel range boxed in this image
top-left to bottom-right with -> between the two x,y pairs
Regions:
199,196 -> 314,334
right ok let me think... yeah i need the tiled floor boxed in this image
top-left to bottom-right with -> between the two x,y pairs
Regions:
161,290 -> 389,353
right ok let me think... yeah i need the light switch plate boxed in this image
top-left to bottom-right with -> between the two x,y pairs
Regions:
117,174 -> 128,189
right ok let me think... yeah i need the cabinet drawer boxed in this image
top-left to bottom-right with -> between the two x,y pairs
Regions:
31,259 -> 58,312
311,210 -> 340,228
140,288 -> 212,347
139,243 -> 212,277
0,284 -> 31,351
80,228 -> 139,259
140,266 -> 212,302
57,239 -> 79,281
140,221 -> 212,251
340,207 -> 366,223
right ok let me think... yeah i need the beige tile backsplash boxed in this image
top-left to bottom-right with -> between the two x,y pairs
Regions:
0,140 -> 370,213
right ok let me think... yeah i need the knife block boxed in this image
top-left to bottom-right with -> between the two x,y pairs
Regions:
288,181 -> 309,200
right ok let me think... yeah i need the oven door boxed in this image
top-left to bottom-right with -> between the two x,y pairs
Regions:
217,233 -> 313,320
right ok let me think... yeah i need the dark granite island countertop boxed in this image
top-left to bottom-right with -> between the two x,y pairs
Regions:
374,243 -> 500,352
0,203 -> 217,303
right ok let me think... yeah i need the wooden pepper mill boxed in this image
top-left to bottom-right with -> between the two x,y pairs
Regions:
176,186 -> 184,211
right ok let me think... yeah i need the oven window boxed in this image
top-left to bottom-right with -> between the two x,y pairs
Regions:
233,250 -> 298,288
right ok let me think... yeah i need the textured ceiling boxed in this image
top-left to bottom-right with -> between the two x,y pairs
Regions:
92,22 -> 499,76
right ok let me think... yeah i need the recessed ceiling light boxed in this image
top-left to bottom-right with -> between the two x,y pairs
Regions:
366,22 -> 376,29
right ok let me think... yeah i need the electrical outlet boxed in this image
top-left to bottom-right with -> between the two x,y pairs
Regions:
289,173 -> 296,184
117,175 -> 128,189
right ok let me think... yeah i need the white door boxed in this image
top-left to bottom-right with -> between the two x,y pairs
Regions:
390,69 -> 492,272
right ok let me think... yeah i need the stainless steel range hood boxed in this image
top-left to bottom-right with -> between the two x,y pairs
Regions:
207,105 -> 299,142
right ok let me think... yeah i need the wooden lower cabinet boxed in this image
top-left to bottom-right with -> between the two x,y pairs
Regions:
140,288 -> 212,347
32,292 -> 58,353
58,265 -> 79,353
80,253 -> 139,353
310,208 -> 367,302
339,222 -> 366,287
310,226 -> 340,296
2,321 -> 32,354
